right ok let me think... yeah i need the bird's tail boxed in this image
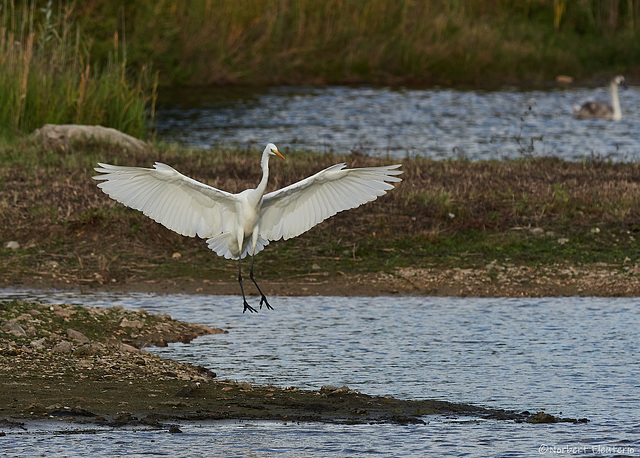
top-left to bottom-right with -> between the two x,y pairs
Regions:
206,233 -> 269,260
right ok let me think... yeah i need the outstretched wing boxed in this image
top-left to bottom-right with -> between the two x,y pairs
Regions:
93,162 -> 237,239
259,163 -> 402,242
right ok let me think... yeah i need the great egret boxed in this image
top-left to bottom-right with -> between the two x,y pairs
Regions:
573,75 -> 627,121
93,143 -> 402,313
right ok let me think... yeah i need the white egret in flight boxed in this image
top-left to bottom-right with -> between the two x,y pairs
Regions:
93,143 -> 402,313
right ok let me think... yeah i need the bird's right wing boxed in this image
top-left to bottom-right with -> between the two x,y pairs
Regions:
259,163 -> 402,242
93,162 -> 237,238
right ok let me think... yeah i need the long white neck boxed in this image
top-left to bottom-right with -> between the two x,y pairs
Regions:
610,82 -> 622,121
256,150 -> 271,196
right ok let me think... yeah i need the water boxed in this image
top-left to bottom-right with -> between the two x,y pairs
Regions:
155,85 -> 640,161
1,289 -> 639,456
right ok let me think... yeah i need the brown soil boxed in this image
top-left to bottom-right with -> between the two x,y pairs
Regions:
9,262 -> 640,299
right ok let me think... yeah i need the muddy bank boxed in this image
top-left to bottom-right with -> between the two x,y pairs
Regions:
4,148 -> 640,301
9,261 -> 640,299
0,300 -> 586,427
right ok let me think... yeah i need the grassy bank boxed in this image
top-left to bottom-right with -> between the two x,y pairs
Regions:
73,0 -> 640,86
2,138 -> 640,295
0,1 -> 156,140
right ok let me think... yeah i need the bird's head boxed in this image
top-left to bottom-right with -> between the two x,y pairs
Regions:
266,143 -> 285,160
613,75 -> 627,89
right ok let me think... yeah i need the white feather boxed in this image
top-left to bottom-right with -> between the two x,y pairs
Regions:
259,163 -> 402,242
93,145 -> 402,262
94,162 -> 236,239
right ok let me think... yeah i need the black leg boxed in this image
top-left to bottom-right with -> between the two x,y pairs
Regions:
238,259 -> 257,313
250,256 -> 274,310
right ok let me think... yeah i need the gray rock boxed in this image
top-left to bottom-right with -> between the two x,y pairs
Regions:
120,318 -> 144,329
30,338 -> 46,350
2,320 -> 26,336
67,328 -> 91,344
74,344 -> 97,357
106,338 -> 140,353
30,124 -> 149,153
52,340 -> 73,353
118,342 -> 140,353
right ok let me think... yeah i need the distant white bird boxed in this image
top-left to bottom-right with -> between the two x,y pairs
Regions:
573,75 -> 627,121
93,143 -> 402,313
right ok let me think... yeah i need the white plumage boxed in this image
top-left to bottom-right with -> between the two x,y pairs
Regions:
93,143 -> 402,312
573,75 -> 627,121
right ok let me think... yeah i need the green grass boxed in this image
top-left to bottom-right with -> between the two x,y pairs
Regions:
0,1 -> 156,141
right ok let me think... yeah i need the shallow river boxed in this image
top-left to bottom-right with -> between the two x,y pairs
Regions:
155,85 -> 640,161
1,289 -> 639,457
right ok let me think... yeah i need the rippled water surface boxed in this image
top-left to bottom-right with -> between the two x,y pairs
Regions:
156,85 -> 640,160
1,290 -> 639,457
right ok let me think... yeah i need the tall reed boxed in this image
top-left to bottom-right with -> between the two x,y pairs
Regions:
0,0 -> 157,140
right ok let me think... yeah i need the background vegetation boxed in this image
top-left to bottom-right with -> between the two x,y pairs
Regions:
3,0 -> 640,140
75,0 -> 640,86
0,1 -> 156,140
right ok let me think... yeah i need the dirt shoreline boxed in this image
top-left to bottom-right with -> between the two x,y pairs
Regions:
8,261 -> 640,299
0,299 -> 587,429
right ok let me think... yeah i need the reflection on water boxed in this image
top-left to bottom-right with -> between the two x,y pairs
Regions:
1,289 -> 639,456
155,85 -> 640,161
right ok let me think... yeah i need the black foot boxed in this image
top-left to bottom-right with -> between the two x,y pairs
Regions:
260,295 -> 274,310
243,301 -> 258,313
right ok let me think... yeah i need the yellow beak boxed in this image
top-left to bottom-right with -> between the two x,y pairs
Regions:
272,148 -> 285,160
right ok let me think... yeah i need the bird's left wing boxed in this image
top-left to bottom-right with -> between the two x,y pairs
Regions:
259,163 -> 402,242
93,162 -> 237,238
